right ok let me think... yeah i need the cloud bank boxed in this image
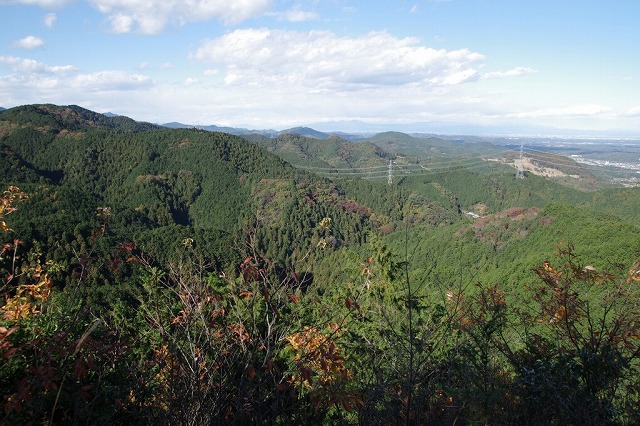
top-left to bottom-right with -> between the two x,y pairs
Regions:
0,56 -> 73,73
191,29 -> 485,91
0,55 -> 151,107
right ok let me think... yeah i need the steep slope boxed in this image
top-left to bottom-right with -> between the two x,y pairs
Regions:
0,105 -> 387,266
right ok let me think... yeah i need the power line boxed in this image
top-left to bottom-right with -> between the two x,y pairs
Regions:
290,145 -> 640,182
299,158 -> 489,175
298,164 -> 390,171
314,160 -> 496,180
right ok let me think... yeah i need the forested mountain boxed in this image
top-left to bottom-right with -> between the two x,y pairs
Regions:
2,104 -> 640,424
0,104 -> 159,132
162,121 -> 278,137
163,122 -> 360,140
0,104 -> 392,268
278,126 -> 330,139
367,131 -> 504,158
247,132 -> 392,170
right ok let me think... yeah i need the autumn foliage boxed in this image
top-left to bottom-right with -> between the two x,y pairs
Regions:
2,186 -> 640,424
448,245 -> 640,424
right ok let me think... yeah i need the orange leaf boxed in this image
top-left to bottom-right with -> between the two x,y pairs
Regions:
239,291 -> 253,300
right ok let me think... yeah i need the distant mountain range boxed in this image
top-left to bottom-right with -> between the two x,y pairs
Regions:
2,103 -> 636,138
308,120 -> 640,139
163,119 -> 640,139
161,122 -> 370,141
163,121 -> 278,137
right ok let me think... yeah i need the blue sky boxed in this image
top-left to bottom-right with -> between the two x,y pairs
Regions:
1,0 -> 639,135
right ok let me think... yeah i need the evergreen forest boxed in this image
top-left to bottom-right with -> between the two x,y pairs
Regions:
2,104 -> 640,424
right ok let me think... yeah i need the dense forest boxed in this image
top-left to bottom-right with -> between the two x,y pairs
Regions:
2,104 -> 640,424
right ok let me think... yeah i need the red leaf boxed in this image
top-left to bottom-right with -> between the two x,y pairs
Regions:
73,360 -> 87,381
246,365 -> 256,380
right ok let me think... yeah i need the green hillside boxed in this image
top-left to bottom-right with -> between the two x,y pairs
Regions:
247,132 -> 392,170
0,103 -> 160,133
0,105 -> 386,267
367,131 -> 504,157
2,104 -> 640,424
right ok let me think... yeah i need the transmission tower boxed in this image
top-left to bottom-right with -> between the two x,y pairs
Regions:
388,159 -> 393,185
516,142 -> 525,179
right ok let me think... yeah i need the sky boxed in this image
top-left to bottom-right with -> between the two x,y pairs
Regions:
1,0 -> 639,136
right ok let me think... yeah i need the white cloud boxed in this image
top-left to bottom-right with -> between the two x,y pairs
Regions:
0,56 -> 74,73
90,0 -> 271,34
43,12 -> 57,27
108,13 -> 134,33
440,69 -> 478,85
224,73 -> 239,85
12,36 -> 45,49
184,77 -> 199,86
271,6 -> 317,22
0,56 -> 150,96
191,29 -> 484,91
0,57 -> 156,117
483,66 -> 536,79
71,71 -> 152,91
